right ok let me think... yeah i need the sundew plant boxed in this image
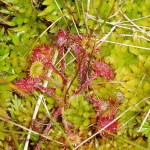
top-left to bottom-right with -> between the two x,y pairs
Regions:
0,0 -> 150,149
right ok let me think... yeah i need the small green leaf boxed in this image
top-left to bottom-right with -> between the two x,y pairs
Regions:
38,5 -> 56,16
0,28 -> 5,36
31,133 -> 40,142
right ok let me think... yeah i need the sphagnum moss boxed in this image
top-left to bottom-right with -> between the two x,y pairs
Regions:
0,0 -> 150,150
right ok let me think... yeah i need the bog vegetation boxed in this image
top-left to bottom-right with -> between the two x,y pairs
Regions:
0,0 -> 150,150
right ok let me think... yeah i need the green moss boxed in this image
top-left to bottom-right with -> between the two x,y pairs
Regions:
0,0 -> 150,149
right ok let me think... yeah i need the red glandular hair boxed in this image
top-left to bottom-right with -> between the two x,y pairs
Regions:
87,97 -> 118,137
31,45 -> 53,64
98,115 -> 118,137
93,61 -> 114,80
15,77 -> 41,96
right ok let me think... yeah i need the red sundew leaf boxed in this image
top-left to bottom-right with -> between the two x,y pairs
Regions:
93,61 -> 114,79
14,77 -> 41,95
67,34 -> 84,67
14,76 -> 62,100
55,29 -> 69,47
67,34 -> 83,54
98,115 -> 118,137
71,44 -> 83,56
86,96 -> 119,136
32,45 -> 53,64
32,45 -> 67,82
55,29 -> 69,76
